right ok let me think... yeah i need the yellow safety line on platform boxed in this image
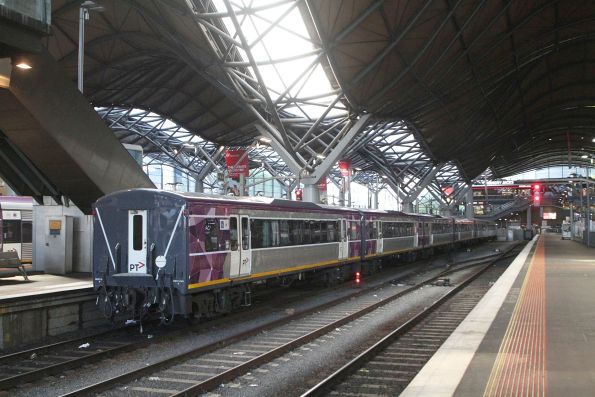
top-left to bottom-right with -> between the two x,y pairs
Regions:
483,235 -> 547,397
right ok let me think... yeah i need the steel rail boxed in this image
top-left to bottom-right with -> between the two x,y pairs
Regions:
300,248 -> 519,397
61,244 -> 516,397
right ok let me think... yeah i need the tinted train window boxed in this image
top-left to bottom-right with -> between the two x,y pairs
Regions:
230,217 -> 238,251
22,221 -> 32,243
290,220 -> 302,245
326,221 -> 339,242
2,220 -> 21,243
382,222 -> 415,238
250,218 -> 342,248
349,222 -> 360,240
280,220 -> 290,246
203,218 -> 221,252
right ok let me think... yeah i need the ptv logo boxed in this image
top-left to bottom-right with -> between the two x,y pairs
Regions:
130,262 -> 145,272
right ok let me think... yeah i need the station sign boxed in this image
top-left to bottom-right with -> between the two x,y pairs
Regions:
338,160 -> 352,176
225,149 -> 249,178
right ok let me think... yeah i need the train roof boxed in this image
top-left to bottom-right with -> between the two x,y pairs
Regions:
99,189 -> 493,224
0,196 -> 34,210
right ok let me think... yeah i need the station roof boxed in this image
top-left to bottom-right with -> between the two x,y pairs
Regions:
48,0 -> 257,146
47,1 -> 595,181
301,0 -> 595,178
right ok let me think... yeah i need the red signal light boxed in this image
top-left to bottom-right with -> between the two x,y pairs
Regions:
355,271 -> 361,284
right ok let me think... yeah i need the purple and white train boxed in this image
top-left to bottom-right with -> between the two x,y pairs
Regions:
93,189 -> 496,321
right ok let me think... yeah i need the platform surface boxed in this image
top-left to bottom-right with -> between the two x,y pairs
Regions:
0,273 -> 92,301
401,233 -> 595,397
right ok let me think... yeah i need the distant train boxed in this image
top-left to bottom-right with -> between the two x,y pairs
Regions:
93,189 -> 497,321
0,196 -> 34,262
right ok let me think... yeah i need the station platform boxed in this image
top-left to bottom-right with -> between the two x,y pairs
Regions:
0,273 -> 97,350
401,233 -> 595,397
0,272 -> 92,301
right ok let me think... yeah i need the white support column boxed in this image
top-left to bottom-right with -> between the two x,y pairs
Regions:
194,177 -> 204,193
465,188 -> 474,218
370,190 -> 379,209
303,183 -> 320,203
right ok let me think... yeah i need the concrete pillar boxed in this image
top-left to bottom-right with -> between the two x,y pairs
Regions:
303,184 -> 320,203
194,178 -> 204,193
526,206 -> 532,229
439,206 -> 452,217
465,189 -> 474,219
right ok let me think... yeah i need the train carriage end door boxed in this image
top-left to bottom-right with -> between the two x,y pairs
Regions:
339,219 -> 348,260
376,221 -> 383,254
229,216 -> 241,277
239,216 -> 252,276
128,210 -> 147,274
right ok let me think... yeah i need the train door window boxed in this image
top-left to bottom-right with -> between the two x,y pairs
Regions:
241,217 -> 250,250
3,220 -> 21,243
22,221 -> 32,243
132,215 -> 143,250
230,217 -> 238,251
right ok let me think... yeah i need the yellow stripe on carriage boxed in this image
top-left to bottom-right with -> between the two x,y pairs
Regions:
187,241 -> 465,290
187,256 -> 361,290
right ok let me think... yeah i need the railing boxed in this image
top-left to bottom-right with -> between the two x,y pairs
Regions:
476,197 -> 531,220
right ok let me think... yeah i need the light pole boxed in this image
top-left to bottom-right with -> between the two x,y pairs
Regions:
78,1 -> 104,93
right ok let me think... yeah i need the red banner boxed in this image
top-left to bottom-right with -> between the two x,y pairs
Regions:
318,178 -> 327,192
225,149 -> 249,178
338,160 -> 351,177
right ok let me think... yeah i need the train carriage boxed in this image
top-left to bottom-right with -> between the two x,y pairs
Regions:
93,189 -> 496,321
0,196 -> 33,262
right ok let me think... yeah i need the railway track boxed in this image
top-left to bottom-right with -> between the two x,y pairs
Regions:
0,253 -> 432,393
301,253 -> 515,396
59,246 -> 517,397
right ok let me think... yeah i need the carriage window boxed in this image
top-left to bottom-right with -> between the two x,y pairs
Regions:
326,221 -> 338,242
290,220 -> 302,245
311,221 -> 322,244
250,219 -> 268,249
280,220 -> 290,246
22,221 -> 32,244
203,218 -> 220,252
270,220 -> 280,247
2,220 -> 21,244
349,221 -> 359,240
230,217 -> 238,251
367,222 -> 377,239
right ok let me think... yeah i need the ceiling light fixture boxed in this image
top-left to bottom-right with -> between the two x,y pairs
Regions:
15,62 -> 32,70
